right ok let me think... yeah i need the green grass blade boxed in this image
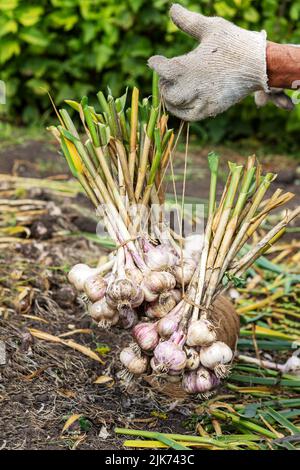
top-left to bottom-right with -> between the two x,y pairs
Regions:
266,407 -> 299,434
152,71 -> 159,108
154,433 -> 189,450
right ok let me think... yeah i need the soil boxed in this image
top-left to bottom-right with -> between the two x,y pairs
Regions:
0,136 -> 299,450
0,241 -> 189,450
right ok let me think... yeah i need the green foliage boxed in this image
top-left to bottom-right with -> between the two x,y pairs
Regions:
1,0 -> 300,149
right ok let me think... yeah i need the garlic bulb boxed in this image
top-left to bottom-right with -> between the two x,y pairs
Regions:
184,234 -> 204,261
182,367 -> 220,394
145,289 -> 181,319
145,301 -> 162,319
153,331 -> 187,372
68,264 -> 100,291
157,303 -> 183,338
157,313 -> 180,338
120,346 -> 148,375
185,346 -> 200,370
282,354 -> 300,376
84,274 -> 107,302
144,244 -> 177,271
88,298 -> 117,328
159,288 -> 181,306
106,278 -> 144,309
173,258 -> 196,286
132,322 -> 159,351
141,271 -> 176,302
125,266 -> 144,285
186,317 -> 216,347
200,341 -> 233,378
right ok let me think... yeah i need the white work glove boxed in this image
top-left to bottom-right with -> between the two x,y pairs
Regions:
148,4 -> 293,121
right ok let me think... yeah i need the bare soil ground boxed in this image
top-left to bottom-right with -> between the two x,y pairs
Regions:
0,136 -> 299,450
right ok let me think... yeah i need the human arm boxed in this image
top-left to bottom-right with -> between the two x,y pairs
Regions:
148,4 -> 296,121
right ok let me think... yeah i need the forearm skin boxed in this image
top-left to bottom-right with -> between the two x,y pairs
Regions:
267,41 -> 300,88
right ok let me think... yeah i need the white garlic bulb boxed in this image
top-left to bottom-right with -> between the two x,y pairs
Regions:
141,271 -> 176,302
200,341 -> 233,378
184,234 -> 204,261
68,264 -> 99,291
88,298 -> 118,328
106,278 -> 144,309
145,289 -> 181,319
125,266 -> 144,285
186,318 -> 216,347
283,354 -> 300,376
144,245 -> 177,271
120,346 -> 148,375
173,258 -> 196,285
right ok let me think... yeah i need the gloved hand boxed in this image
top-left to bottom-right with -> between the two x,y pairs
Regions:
148,4 -> 293,121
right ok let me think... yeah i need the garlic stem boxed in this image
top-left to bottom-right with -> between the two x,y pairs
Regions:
228,207 -> 300,279
238,355 -> 284,371
205,161 -> 256,306
192,152 -> 219,318
129,87 -> 139,182
218,172 -> 275,282
135,107 -> 159,201
205,163 -> 243,305
115,139 -> 135,202
236,190 -> 294,253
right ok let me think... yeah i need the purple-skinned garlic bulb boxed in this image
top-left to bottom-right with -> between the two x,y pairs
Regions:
182,367 -> 220,394
153,331 -> 187,373
132,321 -> 159,351
119,306 -> 138,329
157,301 -> 185,338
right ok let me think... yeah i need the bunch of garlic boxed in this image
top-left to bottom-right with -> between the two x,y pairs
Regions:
67,236 -> 200,331
68,234 -> 235,397
119,299 -> 234,397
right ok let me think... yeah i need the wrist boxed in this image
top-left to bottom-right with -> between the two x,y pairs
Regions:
267,41 -> 300,88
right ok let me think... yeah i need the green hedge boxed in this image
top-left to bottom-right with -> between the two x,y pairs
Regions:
1,0 -> 300,150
